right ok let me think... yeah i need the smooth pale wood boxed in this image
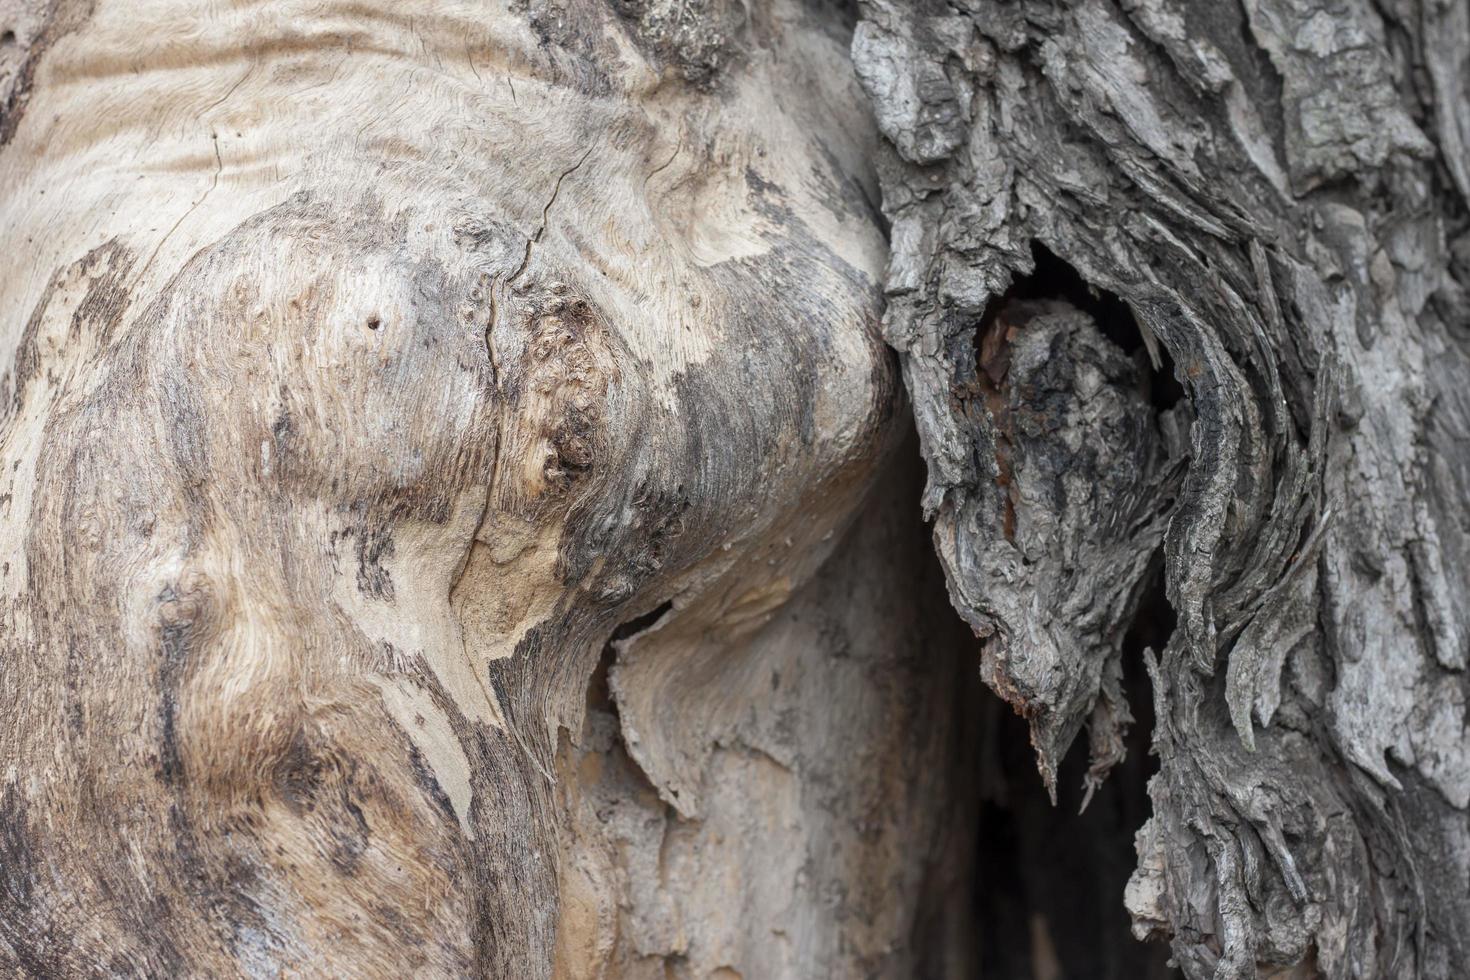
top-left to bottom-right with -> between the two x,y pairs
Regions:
0,2 -> 977,976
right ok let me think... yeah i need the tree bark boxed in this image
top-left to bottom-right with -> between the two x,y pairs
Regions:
853,0 -> 1470,976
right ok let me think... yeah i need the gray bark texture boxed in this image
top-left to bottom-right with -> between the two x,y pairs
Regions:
852,0 -> 1470,977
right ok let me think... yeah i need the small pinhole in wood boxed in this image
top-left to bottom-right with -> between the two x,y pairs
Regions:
365,315 -> 381,331
0,30 -> 17,46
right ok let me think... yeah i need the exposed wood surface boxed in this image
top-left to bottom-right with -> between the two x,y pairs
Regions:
0,2 -> 980,975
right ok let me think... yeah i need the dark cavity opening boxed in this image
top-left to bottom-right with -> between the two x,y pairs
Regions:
979,242 -> 1183,412
961,243 -> 1182,976
585,600 -> 674,726
0,30 -> 16,46
969,551 -> 1177,980
609,600 -> 673,643
1123,551 -> 1178,666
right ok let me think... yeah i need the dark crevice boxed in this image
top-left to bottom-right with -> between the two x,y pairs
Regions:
585,602 -> 676,717
1124,551 -> 1179,663
579,605 -> 682,787
609,599 -> 673,643
981,243 -> 1138,351
963,518 -> 1178,973
585,600 -> 675,718
980,242 -> 1184,412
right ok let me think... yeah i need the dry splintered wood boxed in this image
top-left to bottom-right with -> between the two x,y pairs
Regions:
2,1 -> 1469,979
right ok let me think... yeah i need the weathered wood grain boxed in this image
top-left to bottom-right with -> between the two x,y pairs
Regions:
0,1 -> 983,975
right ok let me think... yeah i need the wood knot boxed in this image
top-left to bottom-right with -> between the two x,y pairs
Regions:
498,287 -> 623,510
157,571 -> 215,631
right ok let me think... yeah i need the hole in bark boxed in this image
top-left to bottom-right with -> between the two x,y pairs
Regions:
979,242 -> 1183,412
962,249 -> 1184,972
971,552 -> 1178,979
0,30 -> 16,46
586,639 -> 618,716
365,315 -> 381,330
1123,551 -> 1177,664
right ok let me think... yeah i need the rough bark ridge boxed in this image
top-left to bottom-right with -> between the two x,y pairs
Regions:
854,0 -> 1470,976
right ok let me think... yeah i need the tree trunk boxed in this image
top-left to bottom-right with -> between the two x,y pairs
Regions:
0,1 -> 984,975
853,0 -> 1470,976
1,0 -> 1467,978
